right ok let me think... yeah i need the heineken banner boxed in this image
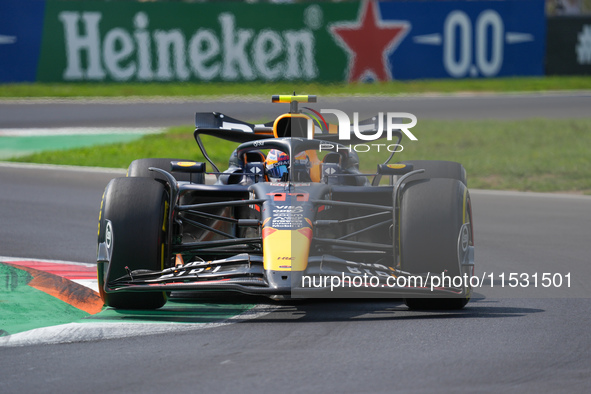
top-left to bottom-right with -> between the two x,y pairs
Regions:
1,0 -> 545,83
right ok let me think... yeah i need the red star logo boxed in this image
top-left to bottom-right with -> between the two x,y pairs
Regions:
330,1 -> 410,82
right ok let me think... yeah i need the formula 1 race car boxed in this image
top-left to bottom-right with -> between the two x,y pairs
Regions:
97,95 -> 474,310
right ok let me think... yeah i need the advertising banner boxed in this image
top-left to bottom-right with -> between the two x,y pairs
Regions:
547,17 -> 591,75
2,0 -> 546,83
377,0 -> 545,79
0,0 -> 46,83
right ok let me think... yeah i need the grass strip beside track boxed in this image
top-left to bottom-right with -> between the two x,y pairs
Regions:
1,77 -> 591,98
0,133 -> 149,160
8,118 -> 591,194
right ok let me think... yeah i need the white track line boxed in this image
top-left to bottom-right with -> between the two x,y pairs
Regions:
470,189 -> 591,200
0,127 -> 164,136
0,255 -> 95,266
0,161 -> 127,174
0,304 -> 278,347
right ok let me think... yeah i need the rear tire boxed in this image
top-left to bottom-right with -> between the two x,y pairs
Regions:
398,178 -> 471,310
97,177 -> 169,309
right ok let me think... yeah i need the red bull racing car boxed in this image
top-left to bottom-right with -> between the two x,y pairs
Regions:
97,95 -> 474,310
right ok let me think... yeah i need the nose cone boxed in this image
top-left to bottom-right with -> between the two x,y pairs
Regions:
262,228 -> 312,272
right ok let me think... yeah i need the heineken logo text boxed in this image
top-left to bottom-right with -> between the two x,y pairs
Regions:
59,11 -> 317,81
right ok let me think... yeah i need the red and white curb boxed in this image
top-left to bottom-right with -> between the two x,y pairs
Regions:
0,256 -> 276,347
0,256 -> 98,292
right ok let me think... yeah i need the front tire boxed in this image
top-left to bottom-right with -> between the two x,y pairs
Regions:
97,177 -> 169,309
398,178 -> 472,310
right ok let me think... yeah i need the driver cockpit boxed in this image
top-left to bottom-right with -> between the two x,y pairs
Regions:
210,94 -> 369,186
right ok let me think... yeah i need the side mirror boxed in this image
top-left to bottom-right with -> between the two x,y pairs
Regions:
377,163 -> 414,176
170,161 -> 206,173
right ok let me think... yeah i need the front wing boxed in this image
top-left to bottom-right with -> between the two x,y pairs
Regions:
102,253 -> 472,299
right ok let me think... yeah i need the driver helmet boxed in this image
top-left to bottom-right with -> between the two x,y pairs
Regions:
265,149 -> 290,179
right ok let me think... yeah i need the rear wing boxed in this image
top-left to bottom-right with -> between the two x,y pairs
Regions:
194,112 -> 274,143
193,94 -> 405,172
194,111 -> 403,144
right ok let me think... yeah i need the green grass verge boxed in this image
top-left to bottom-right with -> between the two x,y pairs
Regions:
9,119 -> 591,194
1,76 -> 591,98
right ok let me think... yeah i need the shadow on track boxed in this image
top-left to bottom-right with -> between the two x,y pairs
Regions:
86,292 -> 544,324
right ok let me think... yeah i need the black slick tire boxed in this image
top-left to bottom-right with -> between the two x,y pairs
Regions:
97,177 -> 168,310
398,178 -> 471,310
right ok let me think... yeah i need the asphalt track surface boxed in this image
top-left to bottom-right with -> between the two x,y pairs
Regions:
1,94 -> 591,393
